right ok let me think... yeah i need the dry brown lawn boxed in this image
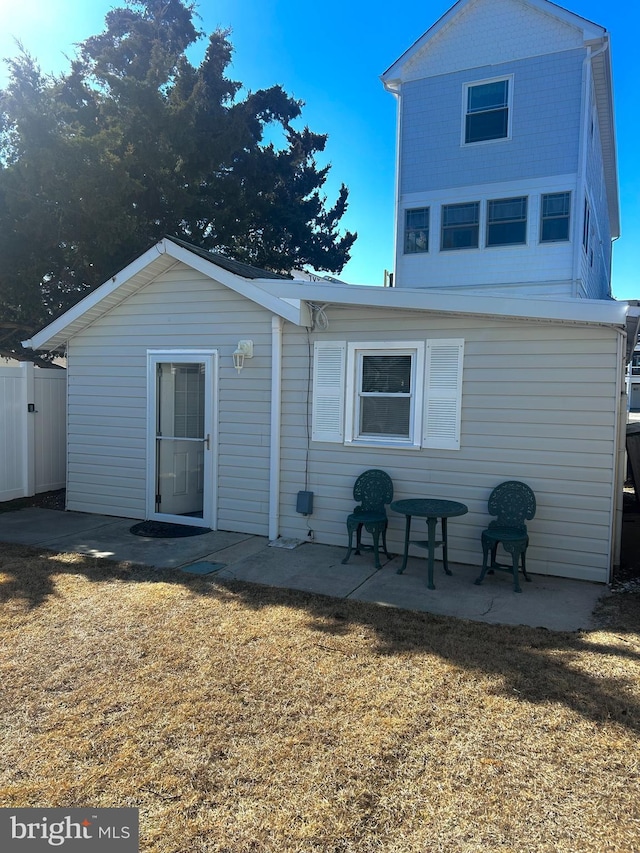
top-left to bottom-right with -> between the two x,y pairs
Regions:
0,543 -> 639,853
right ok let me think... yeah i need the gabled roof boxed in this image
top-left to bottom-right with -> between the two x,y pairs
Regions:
23,237 -> 305,352
382,0 -> 606,84
380,0 -> 619,238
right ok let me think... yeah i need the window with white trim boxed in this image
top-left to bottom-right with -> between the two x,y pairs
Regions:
312,339 -> 464,450
486,196 -> 527,246
404,207 -> 430,254
441,202 -> 479,250
540,192 -> 571,242
464,78 -> 511,144
346,344 -> 424,447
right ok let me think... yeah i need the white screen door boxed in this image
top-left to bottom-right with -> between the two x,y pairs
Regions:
147,352 -> 216,527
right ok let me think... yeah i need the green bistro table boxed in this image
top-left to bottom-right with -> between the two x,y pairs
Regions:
391,498 -> 468,590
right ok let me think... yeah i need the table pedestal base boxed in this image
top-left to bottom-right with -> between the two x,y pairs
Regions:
396,516 -> 452,590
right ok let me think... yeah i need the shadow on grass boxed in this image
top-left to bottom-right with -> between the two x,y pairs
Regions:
1,540 -> 639,737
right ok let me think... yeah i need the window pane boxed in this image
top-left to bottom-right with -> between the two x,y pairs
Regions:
541,217 -> 569,242
467,80 -> 508,112
466,109 -> 508,143
174,365 -> 205,438
487,221 -> 526,245
406,208 -> 429,229
362,355 -> 411,393
488,197 -> 526,222
583,199 -> 590,251
543,192 -> 570,218
442,226 -> 479,250
360,397 -> 411,438
443,203 -> 478,226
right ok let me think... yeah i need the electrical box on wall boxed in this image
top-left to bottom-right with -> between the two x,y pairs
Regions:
296,490 -> 314,515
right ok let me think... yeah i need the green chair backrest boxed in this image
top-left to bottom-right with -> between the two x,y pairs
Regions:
353,469 -> 394,514
487,480 -> 536,531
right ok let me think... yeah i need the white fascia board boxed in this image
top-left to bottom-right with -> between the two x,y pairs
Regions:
527,0 -> 605,40
262,280 -> 629,327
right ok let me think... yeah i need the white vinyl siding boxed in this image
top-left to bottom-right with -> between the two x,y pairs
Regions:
66,263 -> 274,536
280,307 -> 619,584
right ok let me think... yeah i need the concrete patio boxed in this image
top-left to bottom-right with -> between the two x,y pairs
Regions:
0,507 -> 609,632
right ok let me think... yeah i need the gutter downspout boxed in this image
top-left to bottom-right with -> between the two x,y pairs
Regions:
392,88 -> 402,286
269,315 -> 284,541
611,324 -> 627,580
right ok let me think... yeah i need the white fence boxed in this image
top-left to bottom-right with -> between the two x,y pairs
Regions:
0,363 -> 66,502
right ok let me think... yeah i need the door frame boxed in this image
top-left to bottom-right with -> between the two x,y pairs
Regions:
146,349 -> 218,528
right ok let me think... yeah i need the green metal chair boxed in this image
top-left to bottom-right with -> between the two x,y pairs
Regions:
474,480 -> 536,593
342,469 -> 394,569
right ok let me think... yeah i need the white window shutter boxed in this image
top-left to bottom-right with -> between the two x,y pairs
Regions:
423,339 -> 464,450
312,341 -> 346,442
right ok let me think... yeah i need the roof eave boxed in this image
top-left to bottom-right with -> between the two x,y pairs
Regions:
260,280 -> 629,327
590,40 -> 620,238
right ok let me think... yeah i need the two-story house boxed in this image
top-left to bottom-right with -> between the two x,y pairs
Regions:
22,0 -> 637,586
381,0 -> 619,300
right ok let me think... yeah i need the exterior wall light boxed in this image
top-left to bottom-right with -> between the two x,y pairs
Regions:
232,340 -> 253,373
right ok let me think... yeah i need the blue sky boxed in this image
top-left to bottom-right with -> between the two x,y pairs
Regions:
1,0 -> 637,299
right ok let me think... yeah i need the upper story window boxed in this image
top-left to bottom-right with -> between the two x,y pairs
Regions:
441,202 -> 479,250
486,197 -> 527,246
404,207 -> 430,254
540,192 -> 571,243
464,78 -> 511,144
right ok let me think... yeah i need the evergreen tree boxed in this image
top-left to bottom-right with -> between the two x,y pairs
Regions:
0,0 -> 356,352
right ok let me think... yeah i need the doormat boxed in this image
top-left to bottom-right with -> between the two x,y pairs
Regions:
181,561 -> 227,575
130,521 -> 212,538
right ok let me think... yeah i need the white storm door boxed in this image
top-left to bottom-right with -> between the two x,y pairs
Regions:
147,352 -> 216,527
